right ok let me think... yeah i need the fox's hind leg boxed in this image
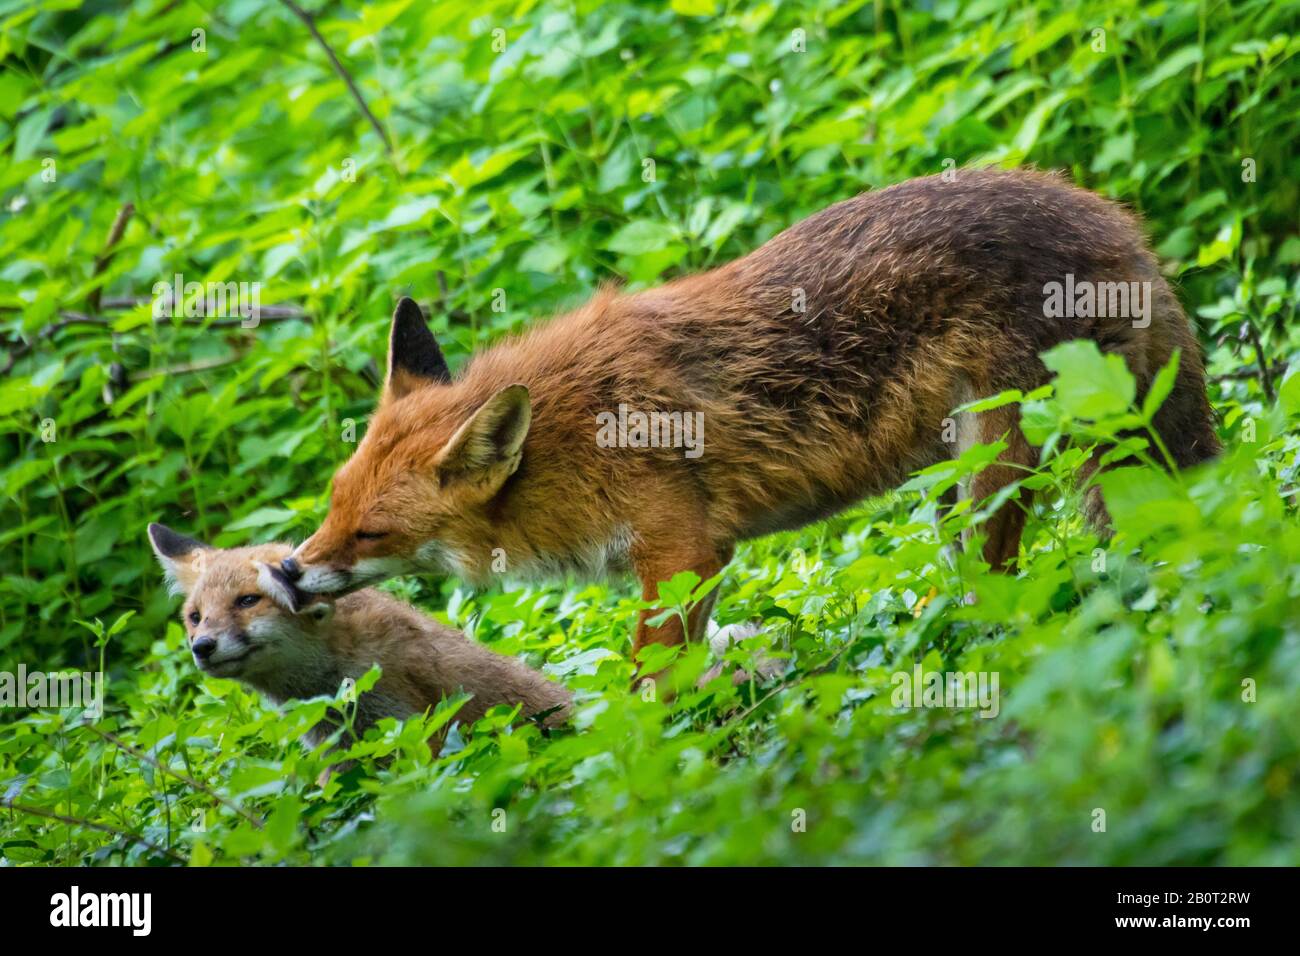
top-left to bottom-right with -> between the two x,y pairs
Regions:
956,403 -> 1038,572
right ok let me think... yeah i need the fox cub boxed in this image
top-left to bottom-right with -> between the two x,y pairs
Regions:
148,523 -> 570,748
281,168 -> 1219,669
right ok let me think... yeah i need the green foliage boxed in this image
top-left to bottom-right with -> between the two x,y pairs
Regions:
1,0 -> 1299,864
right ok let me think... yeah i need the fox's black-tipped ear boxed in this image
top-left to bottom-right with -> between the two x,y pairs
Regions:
147,522 -> 210,596
385,297 -> 450,402
437,384 -> 531,493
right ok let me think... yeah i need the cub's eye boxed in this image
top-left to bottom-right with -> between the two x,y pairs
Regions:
188,611 -> 201,625
235,594 -> 261,609
355,530 -> 388,541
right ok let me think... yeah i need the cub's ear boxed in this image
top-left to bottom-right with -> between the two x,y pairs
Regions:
436,384 -> 531,491
254,561 -> 303,613
147,522 -> 210,596
384,296 -> 450,402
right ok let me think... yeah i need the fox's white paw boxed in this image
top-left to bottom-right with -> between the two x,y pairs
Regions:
706,620 -> 765,656
698,621 -> 784,687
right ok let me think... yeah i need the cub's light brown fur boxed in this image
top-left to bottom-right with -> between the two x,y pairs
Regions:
148,523 -> 570,750
286,168 -> 1219,673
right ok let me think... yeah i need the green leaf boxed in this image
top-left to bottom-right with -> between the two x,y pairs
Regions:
1279,369 -> 1300,417
1041,340 -> 1136,420
1096,466 -> 1198,534
651,570 -> 700,608
1135,45 -> 1203,94
1011,91 -> 1067,155
225,507 -> 299,531
518,238 -> 569,273
604,220 -> 680,255
671,0 -> 717,15
1141,350 -> 1181,422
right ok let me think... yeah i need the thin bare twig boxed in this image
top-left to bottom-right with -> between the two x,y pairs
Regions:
89,297 -> 310,320
4,799 -> 186,863
434,270 -> 471,326
1240,319 -> 1276,401
1211,357 -> 1286,388
717,640 -> 856,734
127,356 -> 246,383
59,308 -> 308,328
88,203 -> 135,312
84,725 -> 264,829
277,0 -> 400,169
1,306 -> 310,373
0,301 -> 311,321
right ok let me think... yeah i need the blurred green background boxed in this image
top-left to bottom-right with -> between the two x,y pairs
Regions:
1,0 -> 1299,865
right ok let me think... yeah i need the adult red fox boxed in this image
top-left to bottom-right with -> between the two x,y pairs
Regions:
148,523 -> 570,748
281,168 -> 1219,670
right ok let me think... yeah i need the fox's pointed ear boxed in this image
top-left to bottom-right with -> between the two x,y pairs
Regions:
385,297 -> 450,402
148,522 -> 210,596
436,384 -> 531,490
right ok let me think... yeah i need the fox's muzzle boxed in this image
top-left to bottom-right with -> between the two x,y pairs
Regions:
283,557 -> 357,596
283,536 -> 360,595
280,554 -> 345,595
190,628 -> 254,675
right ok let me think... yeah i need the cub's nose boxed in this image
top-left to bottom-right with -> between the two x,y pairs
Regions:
192,636 -> 217,660
280,557 -> 302,580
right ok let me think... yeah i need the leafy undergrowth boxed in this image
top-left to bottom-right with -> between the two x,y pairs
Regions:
3,0 -> 1300,864
6,350 -> 1300,865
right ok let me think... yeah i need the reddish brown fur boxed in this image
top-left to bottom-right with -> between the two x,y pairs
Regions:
292,168 -> 1219,671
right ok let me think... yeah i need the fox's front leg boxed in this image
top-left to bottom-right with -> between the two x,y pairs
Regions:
630,533 -> 733,686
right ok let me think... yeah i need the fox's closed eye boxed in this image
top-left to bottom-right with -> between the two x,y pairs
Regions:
235,594 -> 261,608
355,530 -> 388,541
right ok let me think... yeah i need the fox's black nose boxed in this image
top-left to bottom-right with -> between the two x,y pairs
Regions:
281,557 -> 302,580
192,636 -> 217,660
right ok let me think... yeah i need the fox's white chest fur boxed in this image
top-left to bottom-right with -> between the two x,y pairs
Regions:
420,526 -> 635,587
